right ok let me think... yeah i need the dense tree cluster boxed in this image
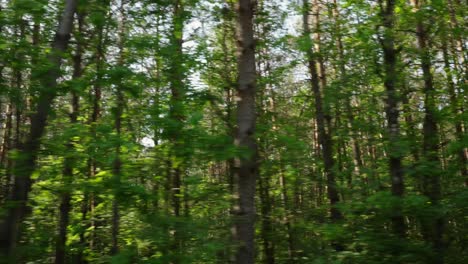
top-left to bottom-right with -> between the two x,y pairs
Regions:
0,0 -> 466,263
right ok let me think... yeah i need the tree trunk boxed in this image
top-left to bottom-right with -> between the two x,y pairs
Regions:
111,0 -> 128,255
279,164 -> 296,262
331,0 -> 364,183
78,3 -> 109,261
442,34 -> 467,186
0,102 -> 11,168
412,1 -> 444,262
0,0 -> 77,259
0,103 -> 12,202
55,10 -> 85,264
401,85 -> 420,163
233,1 -> 257,263
447,0 -> 467,76
378,0 -> 406,236
302,0 -> 342,224
258,173 -> 274,264
164,1 -> 187,260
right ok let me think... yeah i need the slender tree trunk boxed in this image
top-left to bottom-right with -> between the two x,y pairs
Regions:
267,74 -> 294,262
401,87 -> 420,163
111,95 -> 123,255
258,173 -> 274,264
0,103 -> 12,202
214,7 -> 237,261
78,4 -> 109,260
0,3 -> 3,115
255,7 -> 276,260
440,23 -> 467,185
411,1 -> 444,262
302,0 -> 342,224
55,11 -> 85,264
278,164 -> 296,262
233,1 -> 257,263
0,103 -> 11,169
312,0 -> 327,91
0,0 -> 77,259
0,3 -> 4,160
1,20 -> 27,207
168,0 -> 185,218
221,10 -> 236,196
165,1 -> 187,260
331,0 -> 364,182
378,0 -> 406,236
111,0 -> 128,255
310,118 -> 323,207
447,0 -> 467,76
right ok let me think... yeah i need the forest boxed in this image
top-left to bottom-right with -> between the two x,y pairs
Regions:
0,0 -> 466,263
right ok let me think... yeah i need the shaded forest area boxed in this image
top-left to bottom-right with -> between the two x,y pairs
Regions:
0,0 -> 466,263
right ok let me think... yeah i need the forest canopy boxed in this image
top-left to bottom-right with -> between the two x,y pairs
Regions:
0,0 -> 466,263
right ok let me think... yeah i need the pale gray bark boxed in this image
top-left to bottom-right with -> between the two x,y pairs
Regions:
233,0 -> 257,263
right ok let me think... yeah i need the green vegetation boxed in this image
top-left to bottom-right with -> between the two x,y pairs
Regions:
0,0 -> 466,263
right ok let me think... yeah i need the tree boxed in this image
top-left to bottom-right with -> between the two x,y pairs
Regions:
411,0 -> 444,262
302,0 -> 342,225
0,0 -> 466,263
55,8 -> 85,264
0,0 -> 77,260
378,0 -> 406,236
233,0 -> 258,263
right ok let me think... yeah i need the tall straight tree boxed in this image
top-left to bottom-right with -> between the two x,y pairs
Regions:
411,0 -> 444,262
302,0 -> 342,223
1,0 -> 468,262
55,9 -> 85,264
166,2 -> 187,259
168,0 -> 185,220
439,14 -> 467,185
0,0 -> 77,259
378,0 -> 405,236
233,0 -> 257,263
79,1 -> 110,258
331,0 -> 364,181
111,0 -> 128,255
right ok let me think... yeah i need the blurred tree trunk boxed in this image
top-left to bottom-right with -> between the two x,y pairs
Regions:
110,0 -> 128,255
0,0 -> 77,260
79,3 -> 108,261
0,102 -> 12,202
411,1 -> 445,262
331,0 -> 364,185
441,28 -> 467,185
302,0 -> 342,225
233,0 -> 257,263
55,10 -> 85,264
378,0 -> 406,236
258,172 -> 274,264
166,0 -> 186,261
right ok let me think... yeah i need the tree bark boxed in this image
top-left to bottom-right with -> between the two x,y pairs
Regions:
168,0 -> 185,218
55,10 -> 85,264
378,0 -> 406,236
233,1 -> 258,263
411,1 -> 444,262
164,1 -> 187,260
302,0 -> 342,224
0,103 -> 12,202
111,0 -> 128,255
0,0 -> 77,259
